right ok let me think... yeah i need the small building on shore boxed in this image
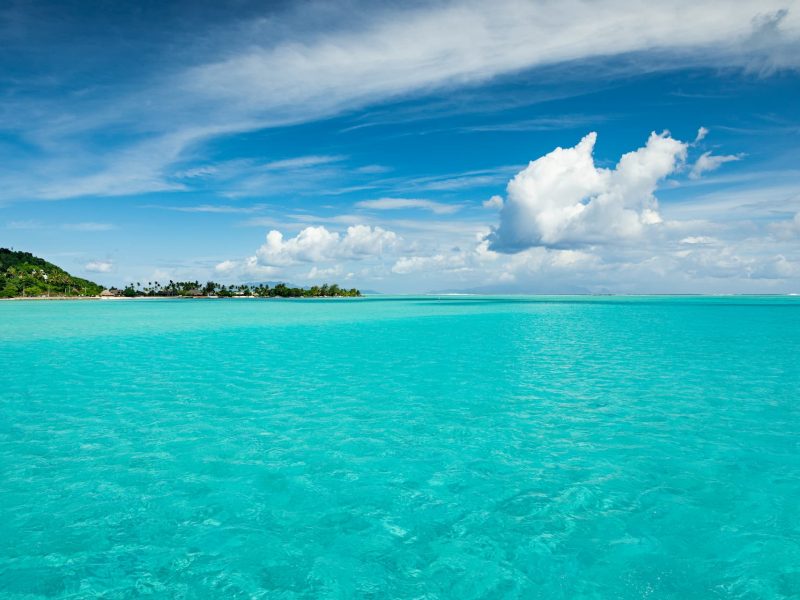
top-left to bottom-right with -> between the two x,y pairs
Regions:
99,288 -> 121,297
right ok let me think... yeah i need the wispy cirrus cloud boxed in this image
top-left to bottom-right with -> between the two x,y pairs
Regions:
144,203 -> 268,214
355,198 -> 460,214
7,220 -> 44,230
461,114 -> 611,133
2,1 -> 798,202
263,155 -> 346,170
6,220 -> 116,231
85,260 -> 114,273
62,222 -> 117,232
389,166 -> 523,193
184,1 -> 799,126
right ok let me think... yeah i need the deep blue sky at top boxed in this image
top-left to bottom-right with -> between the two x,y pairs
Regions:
1,0 -> 798,292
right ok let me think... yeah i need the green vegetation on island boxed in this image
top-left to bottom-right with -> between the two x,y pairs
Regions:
116,281 -> 361,298
1,248 -> 361,298
1,248 -> 103,298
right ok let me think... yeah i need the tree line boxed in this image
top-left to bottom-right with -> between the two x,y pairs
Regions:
118,280 -> 361,298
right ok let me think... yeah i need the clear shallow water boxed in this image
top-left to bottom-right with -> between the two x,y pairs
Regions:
1,296 -> 799,599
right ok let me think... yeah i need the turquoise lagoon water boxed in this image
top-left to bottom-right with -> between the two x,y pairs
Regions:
1,296 -> 799,599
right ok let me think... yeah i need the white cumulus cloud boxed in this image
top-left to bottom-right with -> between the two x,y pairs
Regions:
689,151 -> 743,179
392,254 -> 462,275
214,260 -> 238,274
694,126 -> 709,144
306,265 -> 343,280
488,131 -> 688,250
680,236 -> 718,245
213,224 -> 400,283
255,225 -> 399,267
483,195 -> 504,210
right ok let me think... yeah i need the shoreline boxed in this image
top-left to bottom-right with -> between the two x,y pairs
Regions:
2,293 -> 798,302
0,295 -> 363,301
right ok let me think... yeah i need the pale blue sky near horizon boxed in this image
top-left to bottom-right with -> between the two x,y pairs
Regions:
1,0 -> 799,293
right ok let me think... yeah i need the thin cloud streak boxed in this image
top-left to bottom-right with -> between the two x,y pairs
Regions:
355,198 -> 461,214
144,203 -> 269,214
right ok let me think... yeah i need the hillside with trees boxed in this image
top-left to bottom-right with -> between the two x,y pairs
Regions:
0,248 -> 103,298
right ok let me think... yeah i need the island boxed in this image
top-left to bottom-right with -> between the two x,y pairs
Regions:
1,248 -> 103,297
1,248 -> 360,299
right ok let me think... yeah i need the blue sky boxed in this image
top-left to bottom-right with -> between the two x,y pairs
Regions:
1,0 -> 799,293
